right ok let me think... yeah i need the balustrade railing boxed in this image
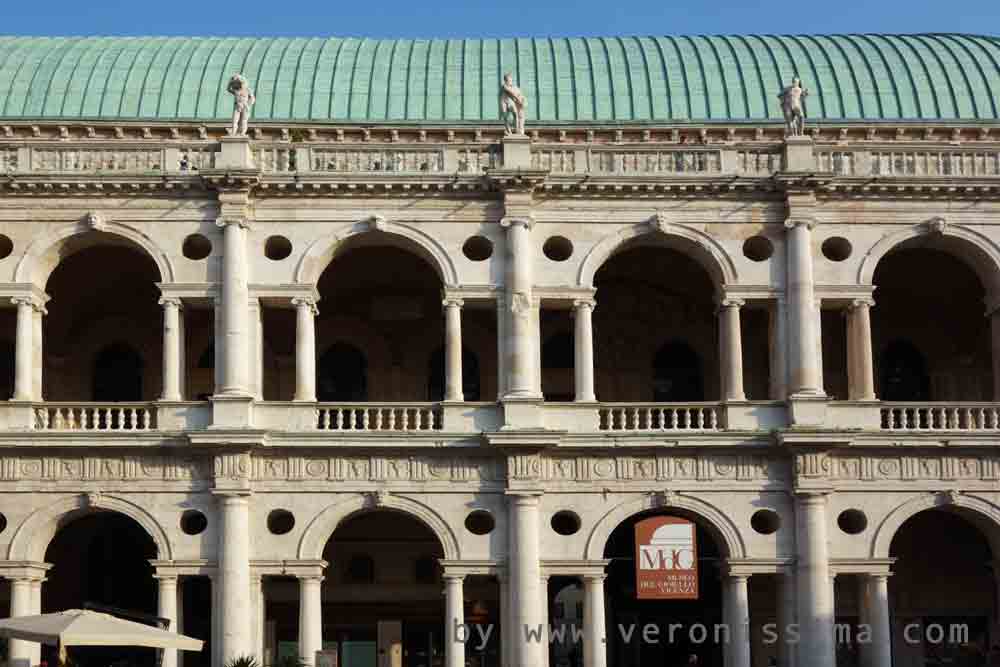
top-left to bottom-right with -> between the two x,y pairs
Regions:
315,404 -> 443,431
871,150 -> 1000,177
309,148 -> 444,173
531,148 -> 577,173
880,403 -> 1000,431
737,149 -> 783,176
254,147 -> 295,173
31,147 -> 166,172
598,403 -> 720,431
591,149 -> 722,174
34,403 -> 157,431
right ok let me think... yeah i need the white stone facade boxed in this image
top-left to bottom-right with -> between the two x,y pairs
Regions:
0,122 -> 997,667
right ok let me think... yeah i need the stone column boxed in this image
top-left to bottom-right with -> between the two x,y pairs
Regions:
795,492 -> 835,667
298,574 -> 323,667
508,493 -> 544,667
292,297 -> 318,402
573,299 -> 596,402
847,299 -> 876,400
216,493 -> 252,663
540,575 -> 551,667
583,574 -> 607,667
157,575 -> 180,667
444,574 -> 466,667
498,572 -> 510,667
32,300 -> 43,400
718,298 -> 746,401
12,297 -> 42,401
250,575 -> 263,663
785,220 -> 824,395
859,574 -> 892,667
500,218 -> 538,398
249,298 -> 263,400
768,299 -> 789,400
776,572 -> 797,667
216,218 -> 251,395
160,297 -> 184,401
724,574 -> 751,667
9,577 -> 35,667
443,297 -> 465,402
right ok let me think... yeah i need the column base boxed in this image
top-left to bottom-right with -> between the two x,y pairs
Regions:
210,393 -> 255,429
0,401 -> 38,430
501,396 -> 545,429
788,393 -> 829,427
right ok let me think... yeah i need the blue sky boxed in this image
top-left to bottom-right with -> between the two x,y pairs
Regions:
2,0 -> 999,38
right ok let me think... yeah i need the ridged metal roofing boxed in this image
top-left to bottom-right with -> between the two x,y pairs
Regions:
0,34 -> 997,123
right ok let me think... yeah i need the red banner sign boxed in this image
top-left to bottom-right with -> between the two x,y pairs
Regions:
634,516 -> 699,600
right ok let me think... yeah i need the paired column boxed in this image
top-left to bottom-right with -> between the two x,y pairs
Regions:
443,297 -> 465,402
160,297 -> 184,401
216,218 -> 251,395
500,218 -> 538,398
723,574 -> 751,667
156,575 -> 180,667
12,296 -> 45,401
785,220 -> 824,396
718,298 -> 746,401
573,299 -> 596,402
795,492 -> 836,667
443,574 -> 466,667
298,574 -> 323,667
292,297 -> 319,402
216,493 -> 253,663
847,298 -> 876,400
858,574 -> 892,667
507,493 -> 545,667
583,574 -> 607,667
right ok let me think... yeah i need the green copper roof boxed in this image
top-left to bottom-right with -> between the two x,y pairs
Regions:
0,34 -> 997,123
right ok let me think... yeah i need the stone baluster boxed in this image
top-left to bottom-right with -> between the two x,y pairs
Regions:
292,297 -> 319,402
443,297 -> 464,402
573,299 -> 597,402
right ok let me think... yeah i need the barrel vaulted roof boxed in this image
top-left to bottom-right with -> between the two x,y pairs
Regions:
0,34 -> 997,123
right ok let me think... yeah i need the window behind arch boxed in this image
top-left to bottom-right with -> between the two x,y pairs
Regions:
92,342 -> 144,401
427,346 -> 481,401
318,343 -> 368,401
880,339 -> 930,401
652,341 -> 704,402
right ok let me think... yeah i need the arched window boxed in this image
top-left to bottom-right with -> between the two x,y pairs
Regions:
427,347 -> 481,401
880,339 -> 930,401
92,343 -> 144,401
318,343 -> 368,401
653,341 -> 704,402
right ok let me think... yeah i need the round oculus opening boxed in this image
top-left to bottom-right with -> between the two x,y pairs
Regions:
822,236 -> 853,262
743,235 -> 774,262
264,235 -> 293,261
180,509 -> 208,535
464,510 -> 496,535
543,236 -> 574,262
462,235 -> 494,262
267,509 -> 295,535
182,234 -> 212,260
0,235 -> 14,260
750,509 -> 781,535
550,510 -> 582,536
837,509 -> 868,535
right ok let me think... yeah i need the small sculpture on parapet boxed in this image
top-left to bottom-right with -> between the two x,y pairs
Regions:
227,73 -> 256,137
500,72 -> 527,137
778,77 -> 809,137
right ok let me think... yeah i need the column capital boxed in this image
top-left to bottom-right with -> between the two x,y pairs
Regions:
572,298 -> 596,311
717,296 -> 745,309
158,296 -> 184,309
441,572 -> 467,583
442,296 -> 465,309
291,296 -> 319,315
849,297 -> 876,310
582,573 -> 607,584
296,574 -> 325,583
500,215 -> 534,230
794,489 -> 832,503
215,217 -> 251,230
784,217 -> 817,230
11,295 -> 47,315
154,573 -> 180,584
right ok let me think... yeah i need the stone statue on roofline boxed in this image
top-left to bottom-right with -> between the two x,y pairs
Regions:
778,77 -> 809,137
500,72 -> 527,137
227,73 -> 256,137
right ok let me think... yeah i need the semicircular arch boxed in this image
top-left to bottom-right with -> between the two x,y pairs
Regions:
584,493 -> 746,561
578,221 -> 738,289
297,494 -> 460,561
14,222 -> 174,287
294,220 -> 457,287
871,492 -> 1000,559
8,493 -> 173,562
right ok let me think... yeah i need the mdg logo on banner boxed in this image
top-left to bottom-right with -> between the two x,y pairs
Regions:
635,516 -> 699,600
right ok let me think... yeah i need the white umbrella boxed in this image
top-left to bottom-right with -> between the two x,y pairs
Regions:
0,609 -> 203,650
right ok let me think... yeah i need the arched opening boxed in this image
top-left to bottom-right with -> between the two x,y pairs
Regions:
43,511 -> 159,666
43,243 -> 162,401
601,509 -> 727,666
427,346 -> 481,401
872,248 -> 992,400
92,342 -> 144,401
591,245 -> 741,401
318,343 -> 368,401
886,509 -> 996,664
